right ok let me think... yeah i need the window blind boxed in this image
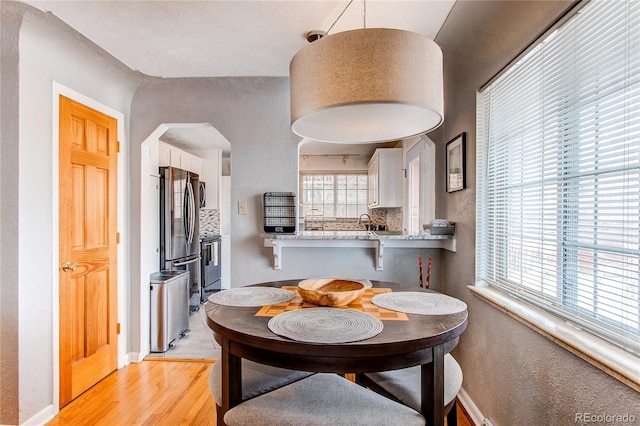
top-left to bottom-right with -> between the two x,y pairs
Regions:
477,0 -> 640,354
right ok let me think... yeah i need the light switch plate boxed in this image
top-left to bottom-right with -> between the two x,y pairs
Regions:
238,200 -> 247,215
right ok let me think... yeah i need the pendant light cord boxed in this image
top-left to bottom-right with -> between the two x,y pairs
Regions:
325,0 -> 367,34
326,0 -> 353,35
362,0 -> 367,29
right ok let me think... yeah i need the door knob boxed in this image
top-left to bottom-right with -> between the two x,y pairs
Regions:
61,261 -> 78,272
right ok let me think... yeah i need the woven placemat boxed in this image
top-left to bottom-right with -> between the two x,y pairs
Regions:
267,308 -> 383,343
371,292 -> 467,315
255,287 -> 408,321
207,287 -> 295,307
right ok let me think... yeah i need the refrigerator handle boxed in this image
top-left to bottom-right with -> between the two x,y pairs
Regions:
183,182 -> 190,245
189,181 -> 196,244
173,256 -> 201,267
185,180 -> 195,245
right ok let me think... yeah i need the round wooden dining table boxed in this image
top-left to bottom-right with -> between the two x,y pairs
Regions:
206,279 -> 468,426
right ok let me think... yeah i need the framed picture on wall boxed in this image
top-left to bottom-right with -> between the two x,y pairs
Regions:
446,132 -> 466,192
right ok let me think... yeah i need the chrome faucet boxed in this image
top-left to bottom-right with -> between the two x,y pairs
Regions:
358,214 -> 375,234
357,214 -> 371,226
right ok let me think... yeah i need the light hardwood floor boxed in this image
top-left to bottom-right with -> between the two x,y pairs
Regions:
46,359 -> 217,426
46,359 -> 474,426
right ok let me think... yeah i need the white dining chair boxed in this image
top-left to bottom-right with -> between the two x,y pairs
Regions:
355,353 -> 463,426
208,359 -> 314,424
223,373 -> 426,426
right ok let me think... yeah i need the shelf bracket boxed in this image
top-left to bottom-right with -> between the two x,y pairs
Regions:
376,240 -> 384,271
272,240 -> 283,270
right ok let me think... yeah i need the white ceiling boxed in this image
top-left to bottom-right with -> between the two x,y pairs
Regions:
23,0 -> 455,154
25,0 -> 455,78
159,124 -> 232,152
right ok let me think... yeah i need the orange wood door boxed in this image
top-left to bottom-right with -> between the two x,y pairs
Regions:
59,95 -> 118,407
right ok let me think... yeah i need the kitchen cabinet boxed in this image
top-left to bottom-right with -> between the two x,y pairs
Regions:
368,148 -> 402,208
158,142 -> 170,167
180,151 -> 202,175
158,141 -> 202,175
198,149 -> 222,210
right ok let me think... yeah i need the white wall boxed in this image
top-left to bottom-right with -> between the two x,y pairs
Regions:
221,176 -> 231,289
1,3 -> 140,423
298,155 -> 369,172
139,135 -> 162,359
402,135 -> 436,234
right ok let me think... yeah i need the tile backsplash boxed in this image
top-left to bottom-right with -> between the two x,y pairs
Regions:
303,208 -> 403,231
200,209 -> 220,234
372,208 -> 402,231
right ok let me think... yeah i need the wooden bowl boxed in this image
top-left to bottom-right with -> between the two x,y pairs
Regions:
297,278 -> 366,307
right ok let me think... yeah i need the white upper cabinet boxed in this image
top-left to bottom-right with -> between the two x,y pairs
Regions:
158,142 -> 170,167
368,148 -> 402,209
158,141 -> 202,175
198,150 -> 222,210
180,151 -> 202,176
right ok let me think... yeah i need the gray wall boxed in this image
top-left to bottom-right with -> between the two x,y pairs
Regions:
131,78 -> 443,277
1,3 -> 21,424
434,1 -> 640,424
0,2 -> 140,423
129,78 -> 444,352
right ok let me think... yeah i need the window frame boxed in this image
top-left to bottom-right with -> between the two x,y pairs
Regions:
476,0 -> 640,357
299,172 -> 369,220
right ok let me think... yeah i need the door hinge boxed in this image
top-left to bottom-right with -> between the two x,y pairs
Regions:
116,323 -> 121,335
116,141 -> 121,152
116,232 -> 120,244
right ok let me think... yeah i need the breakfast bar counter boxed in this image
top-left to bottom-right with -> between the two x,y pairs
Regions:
262,232 -> 456,270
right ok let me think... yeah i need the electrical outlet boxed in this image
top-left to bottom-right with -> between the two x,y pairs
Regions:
238,200 -> 247,215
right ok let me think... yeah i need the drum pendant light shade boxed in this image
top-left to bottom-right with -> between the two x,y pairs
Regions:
290,28 -> 444,144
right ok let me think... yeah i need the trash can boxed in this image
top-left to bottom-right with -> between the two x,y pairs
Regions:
150,270 -> 190,352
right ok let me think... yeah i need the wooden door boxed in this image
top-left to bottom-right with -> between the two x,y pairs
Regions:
59,95 -> 118,407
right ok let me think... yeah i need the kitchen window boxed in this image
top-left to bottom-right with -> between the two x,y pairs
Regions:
300,173 -> 368,219
477,0 -> 639,355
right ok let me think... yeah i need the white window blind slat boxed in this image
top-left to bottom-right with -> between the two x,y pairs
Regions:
477,0 -> 640,354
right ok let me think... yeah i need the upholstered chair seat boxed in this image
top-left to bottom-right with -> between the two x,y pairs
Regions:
223,373 -> 426,426
356,353 -> 463,426
208,359 -> 313,424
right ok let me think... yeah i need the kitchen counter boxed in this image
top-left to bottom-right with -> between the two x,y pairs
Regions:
264,230 -> 453,239
262,231 -> 455,270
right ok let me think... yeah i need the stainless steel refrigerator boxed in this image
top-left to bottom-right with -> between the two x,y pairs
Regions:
159,166 -> 200,311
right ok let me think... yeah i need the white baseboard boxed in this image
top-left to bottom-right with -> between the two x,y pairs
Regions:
20,404 -> 55,426
128,351 -> 145,363
458,387 -> 489,426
